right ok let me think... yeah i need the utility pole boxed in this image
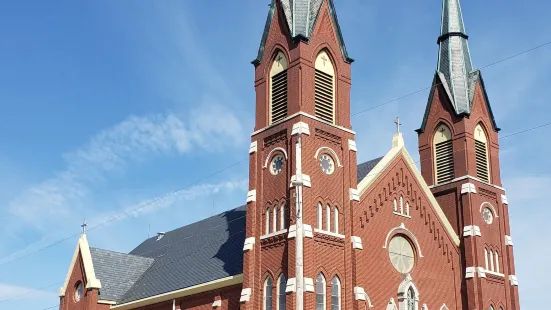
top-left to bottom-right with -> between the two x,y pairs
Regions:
293,133 -> 304,310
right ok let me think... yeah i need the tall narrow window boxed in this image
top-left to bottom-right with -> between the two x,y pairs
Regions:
318,203 -> 323,229
433,123 -> 454,184
326,204 -> 331,232
399,196 -> 404,214
484,248 -> 489,270
333,208 -> 339,234
407,287 -> 415,310
264,277 -> 273,310
405,202 -> 410,216
331,276 -> 341,310
474,124 -> 490,183
280,204 -> 286,230
277,274 -> 286,310
316,273 -> 326,310
273,205 -> 279,232
270,51 -> 288,124
266,208 -> 271,234
490,249 -> 495,271
314,51 -> 335,124
393,199 -> 398,212
495,251 -> 500,273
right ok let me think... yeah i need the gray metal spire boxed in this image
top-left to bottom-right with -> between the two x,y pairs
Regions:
253,0 -> 352,65
437,0 -> 474,115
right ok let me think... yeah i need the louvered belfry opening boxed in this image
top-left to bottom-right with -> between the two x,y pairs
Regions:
435,140 -> 454,183
315,69 -> 334,123
271,69 -> 288,123
475,140 -> 489,183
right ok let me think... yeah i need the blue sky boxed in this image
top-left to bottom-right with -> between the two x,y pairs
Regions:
0,0 -> 549,308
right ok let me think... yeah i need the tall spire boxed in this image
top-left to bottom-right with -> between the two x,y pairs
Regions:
253,0 -> 352,65
436,0 -> 474,115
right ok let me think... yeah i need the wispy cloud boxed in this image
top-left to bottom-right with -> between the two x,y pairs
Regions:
5,103 -> 244,236
0,283 -> 55,301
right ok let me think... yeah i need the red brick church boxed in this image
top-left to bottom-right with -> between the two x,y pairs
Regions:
58,0 -> 521,309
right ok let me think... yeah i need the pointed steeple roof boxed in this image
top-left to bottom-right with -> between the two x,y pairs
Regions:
418,0 -> 499,132
253,0 -> 352,65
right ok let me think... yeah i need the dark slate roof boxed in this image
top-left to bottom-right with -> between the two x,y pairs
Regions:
418,0 -> 499,132
89,248 -> 154,302
92,158 -> 382,304
253,0 -> 352,65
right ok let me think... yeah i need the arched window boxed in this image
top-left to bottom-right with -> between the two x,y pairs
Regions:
489,249 -> 495,271
393,199 -> 398,212
326,204 -> 331,232
314,50 -> 335,124
264,277 -> 273,310
280,204 -> 286,230
331,276 -> 341,310
488,306 -> 495,310
405,202 -> 410,216
270,51 -> 288,124
277,274 -> 286,310
474,123 -> 490,183
316,273 -> 326,310
495,250 -> 500,273
318,203 -> 323,229
484,248 -> 489,270
333,207 -> 339,234
266,208 -> 272,234
274,204 -> 279,232
433,123 -> 454,184
399,196 -> 404,214
407,287 -> 415,310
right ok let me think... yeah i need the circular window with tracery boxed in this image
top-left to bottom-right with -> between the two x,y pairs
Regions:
482,207 -> 493,224
74,281 -> 83,302
319,154 -> 335,175
388,235 -> 415,274
270,154 -> 285,175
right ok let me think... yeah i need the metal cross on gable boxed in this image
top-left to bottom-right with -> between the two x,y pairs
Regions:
81,219 -> 87,234
394,117 -> 402,133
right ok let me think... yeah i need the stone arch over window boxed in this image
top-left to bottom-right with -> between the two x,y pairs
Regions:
433,123 -> 454,184
316,273 -> 326,310
479,202 -> 499,219
398,275 -> 420,310
277,274 -> 287,310
314,50 -> 336,124
474,123 -> 491,183
263,147 -> 289,169
264,276 -> 273,310
314,146 -> 343,168
331,276 -> 341,310
269,50 -> 288,124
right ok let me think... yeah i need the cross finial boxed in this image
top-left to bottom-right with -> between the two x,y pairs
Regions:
276,55 -> 283,67
81,219 -> 87,234
394,117 -> 402,133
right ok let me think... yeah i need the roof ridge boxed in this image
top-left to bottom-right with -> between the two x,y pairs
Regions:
90,247 -> 154,260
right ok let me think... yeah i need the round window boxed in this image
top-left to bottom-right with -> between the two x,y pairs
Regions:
482,207 -> 493,224
270,154 -> 285,175
74,282 -> 83,302
388,235 -> 415,274
319,154 -> 335,175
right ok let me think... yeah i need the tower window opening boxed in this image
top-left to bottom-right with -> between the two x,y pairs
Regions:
474,124 -> 490,183
270,51 -> 288,124
314,51 -> 335,124
433,124 -> 454,184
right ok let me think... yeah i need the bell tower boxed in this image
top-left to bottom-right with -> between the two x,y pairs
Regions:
242,0 -> 359,309
416,0 -> 520,309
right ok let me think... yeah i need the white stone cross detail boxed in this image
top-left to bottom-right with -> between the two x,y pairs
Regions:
394,117 -> 402,133
321,55 -> 328,66
81,219 -> 87,234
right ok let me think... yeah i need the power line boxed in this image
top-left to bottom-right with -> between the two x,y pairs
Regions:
1,38 -> 550,271
351,39 -> 551,117
4,120 -> 551,304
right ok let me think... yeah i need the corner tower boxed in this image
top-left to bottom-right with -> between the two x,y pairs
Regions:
417,0 -> 520,309
243,1 -> 358,309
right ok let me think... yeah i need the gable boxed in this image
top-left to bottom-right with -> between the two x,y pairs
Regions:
59,234 -> 101,297
358,133 -> 460,247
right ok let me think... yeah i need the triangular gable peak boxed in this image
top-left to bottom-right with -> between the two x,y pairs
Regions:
357,133 -> 460,246
252,0 -> 352,66
59,234 -> 101,297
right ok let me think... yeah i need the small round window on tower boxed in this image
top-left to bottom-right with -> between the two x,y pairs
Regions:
482,207 -> 493,224
270,154 -> 285,175
319,154 -> 335,175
